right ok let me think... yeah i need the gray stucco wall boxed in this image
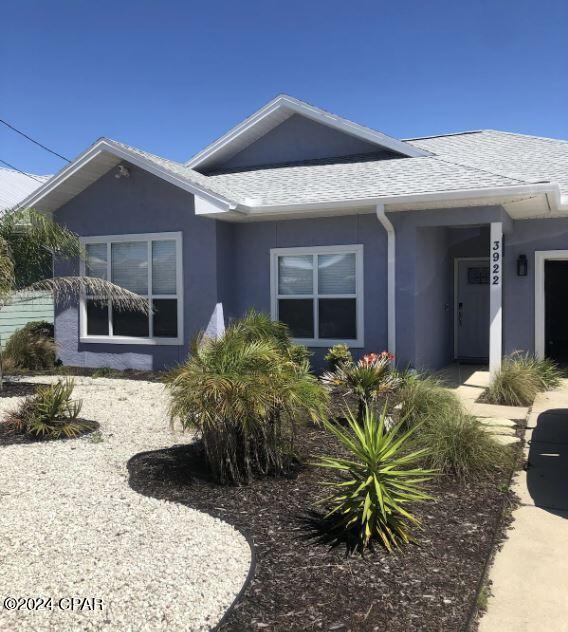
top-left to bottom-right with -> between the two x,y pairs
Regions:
503,217 -> 568,355
226,213 -> 389,369
54,164 -> 221,370
211,114 -> 390,171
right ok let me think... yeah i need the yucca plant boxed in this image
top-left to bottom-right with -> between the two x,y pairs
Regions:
322,352 -> 398,421
166,313 -> 328,485
6,378 -> 88,439
315,405 -> 434,552
485,352 -> 562,406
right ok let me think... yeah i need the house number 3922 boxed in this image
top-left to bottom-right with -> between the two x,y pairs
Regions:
492,239 -> 501,285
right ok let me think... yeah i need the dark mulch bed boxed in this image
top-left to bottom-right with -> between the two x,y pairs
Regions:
0,419 -> 100,446
0,381 -> 41,398
128,426 -> 514,632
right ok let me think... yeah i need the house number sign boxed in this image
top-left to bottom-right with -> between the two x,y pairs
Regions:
492,238 -> 502,286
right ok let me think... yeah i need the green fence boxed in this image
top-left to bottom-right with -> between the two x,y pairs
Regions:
0,292 -> 54,347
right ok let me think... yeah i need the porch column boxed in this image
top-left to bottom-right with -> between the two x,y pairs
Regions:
489,222 -> 503,376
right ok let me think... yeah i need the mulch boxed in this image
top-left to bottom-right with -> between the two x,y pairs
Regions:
0,381 -> 41,398
128,424 -> 515,632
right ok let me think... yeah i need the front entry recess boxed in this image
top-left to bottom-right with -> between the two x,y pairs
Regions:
455,258 -> 490,361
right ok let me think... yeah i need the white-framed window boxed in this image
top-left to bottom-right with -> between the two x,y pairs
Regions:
270,244 -> 364,347
79,232 -> 183,346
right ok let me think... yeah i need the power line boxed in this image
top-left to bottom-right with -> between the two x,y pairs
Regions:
0,158 -> 44,182
0,118 -> 71,163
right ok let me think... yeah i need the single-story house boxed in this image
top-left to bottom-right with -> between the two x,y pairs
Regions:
18,95 -> 568,373
0,167 -> 53,347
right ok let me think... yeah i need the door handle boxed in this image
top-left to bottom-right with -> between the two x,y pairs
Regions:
458,302 -> 463,326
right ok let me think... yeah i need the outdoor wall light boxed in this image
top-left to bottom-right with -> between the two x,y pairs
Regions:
517,254 -> 528,277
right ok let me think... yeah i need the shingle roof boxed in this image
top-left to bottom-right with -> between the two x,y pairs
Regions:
407,130 -> 568,197
111,128 -> 568,209
0,167 -> 51,213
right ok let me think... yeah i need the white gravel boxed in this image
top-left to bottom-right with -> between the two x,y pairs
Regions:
0,376 -> 251,632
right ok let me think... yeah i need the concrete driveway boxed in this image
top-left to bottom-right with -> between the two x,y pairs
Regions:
479,383 -> 568,632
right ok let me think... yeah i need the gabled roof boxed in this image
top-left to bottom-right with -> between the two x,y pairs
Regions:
185,94 -> 430,170
0,167 -> 51,213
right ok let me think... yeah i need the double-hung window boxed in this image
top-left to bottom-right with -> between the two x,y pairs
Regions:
270,245 -> 364,347
80,232 -> 183,345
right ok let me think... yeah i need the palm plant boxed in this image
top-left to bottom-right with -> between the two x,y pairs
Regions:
322,352 -> 398,421
315,405 -> 434,552
166,312 -> 328,485
0,208 -> 148,388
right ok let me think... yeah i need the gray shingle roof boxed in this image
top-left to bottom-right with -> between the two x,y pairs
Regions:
110,129 -> 568,209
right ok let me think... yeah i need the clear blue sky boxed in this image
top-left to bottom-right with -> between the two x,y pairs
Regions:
2,0 -> 567,176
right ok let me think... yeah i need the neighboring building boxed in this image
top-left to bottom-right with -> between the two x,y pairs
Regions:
0,167 -> 53,347
17,95 -> 568,372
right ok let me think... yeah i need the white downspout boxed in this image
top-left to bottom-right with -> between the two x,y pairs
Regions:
376,203 -> 396,357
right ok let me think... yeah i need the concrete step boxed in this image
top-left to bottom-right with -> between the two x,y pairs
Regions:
492,434 -> 521,446
478,417 -> 517,429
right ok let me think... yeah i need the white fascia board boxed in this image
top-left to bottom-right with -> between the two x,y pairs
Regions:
238,182 -> 563,217
19,139 -> 235,214
186,95 -> 430,169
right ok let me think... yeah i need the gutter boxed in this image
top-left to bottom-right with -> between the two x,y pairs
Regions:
376,203 -> 396,357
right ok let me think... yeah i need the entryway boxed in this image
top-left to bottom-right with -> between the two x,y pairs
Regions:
545,260 -> 568,364
454,257 -> 490,362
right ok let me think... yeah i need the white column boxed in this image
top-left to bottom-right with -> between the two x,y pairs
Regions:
489,222 -> 503,376
376,204 -> 396,356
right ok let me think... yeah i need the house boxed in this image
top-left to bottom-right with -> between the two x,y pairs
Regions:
18,95 -> 568,373
0,167 -> 53,347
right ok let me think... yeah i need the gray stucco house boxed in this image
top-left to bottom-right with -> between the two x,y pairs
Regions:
20,95 -> 568,374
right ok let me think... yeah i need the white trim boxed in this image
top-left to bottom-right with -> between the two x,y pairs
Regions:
270,244 -> 364,348
375,204 -> 395,356
186,94 -> 429,169
79,231 -> 183,346
18,139 -> 235,214
534,249 -> 568,359
489,222 -> 503,376
453,257 -> 490,360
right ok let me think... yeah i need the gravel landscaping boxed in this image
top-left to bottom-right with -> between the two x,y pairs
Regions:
129,424 -> 515,632
0,376 -> 251,631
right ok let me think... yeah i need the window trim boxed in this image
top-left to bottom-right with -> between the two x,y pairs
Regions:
270,244 -> 364,348
79,231 -> 183,346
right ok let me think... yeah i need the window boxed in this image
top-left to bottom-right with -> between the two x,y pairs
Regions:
80,232 -> 183,345
270,245 -> 364,347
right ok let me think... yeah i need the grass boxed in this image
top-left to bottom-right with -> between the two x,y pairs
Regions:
485,353 -> 562,406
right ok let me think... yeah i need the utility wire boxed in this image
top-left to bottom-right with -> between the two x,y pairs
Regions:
0,158 -> 44,182
0,118 -> 71,163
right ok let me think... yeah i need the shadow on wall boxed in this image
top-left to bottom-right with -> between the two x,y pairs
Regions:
527,409 -> 568,519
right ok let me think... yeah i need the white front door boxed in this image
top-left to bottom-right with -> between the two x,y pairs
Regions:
455,258 -> 490,361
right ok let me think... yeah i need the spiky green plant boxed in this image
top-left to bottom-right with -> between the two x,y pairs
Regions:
315,406 -> 434,552
322,354 -> 398,421
166,313 -> 328,485
485,352 -> 562,406
0,208 -> 149,389
324,344 -> 353,371
6,378 -> 88,439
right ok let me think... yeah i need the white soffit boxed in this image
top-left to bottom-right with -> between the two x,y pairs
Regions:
185,94 -> 430,170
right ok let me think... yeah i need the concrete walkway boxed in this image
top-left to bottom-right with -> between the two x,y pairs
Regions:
479,381 -> 568,632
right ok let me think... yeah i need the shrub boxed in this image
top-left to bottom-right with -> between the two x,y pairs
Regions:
166,312 -> 328,485
396,373 -> 512,479
324,344 -> 353,371
315,406 -> 433,552
5,378 -> 87,439
3,320 -> 56,371
485,352 -> 562,406
322,351 -> 398,420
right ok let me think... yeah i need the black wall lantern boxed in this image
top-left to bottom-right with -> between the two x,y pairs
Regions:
517,254 -> 528,277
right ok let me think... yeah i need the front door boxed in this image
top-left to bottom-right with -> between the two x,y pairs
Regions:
455,258 -> 490,361
545,260 -> 568,364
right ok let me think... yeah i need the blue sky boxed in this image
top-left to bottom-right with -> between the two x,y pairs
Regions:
2,0 -> 567,176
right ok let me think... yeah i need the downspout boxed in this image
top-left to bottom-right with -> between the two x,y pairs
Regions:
376,203 -> 396,357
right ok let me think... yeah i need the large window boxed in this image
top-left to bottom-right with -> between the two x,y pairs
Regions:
270,245 -> 364,347
80,232 -> 183,345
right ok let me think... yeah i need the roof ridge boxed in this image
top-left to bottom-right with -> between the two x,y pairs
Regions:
430,155 -> 533,186
404,130 -> 484,142
482,129 -> 568,144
